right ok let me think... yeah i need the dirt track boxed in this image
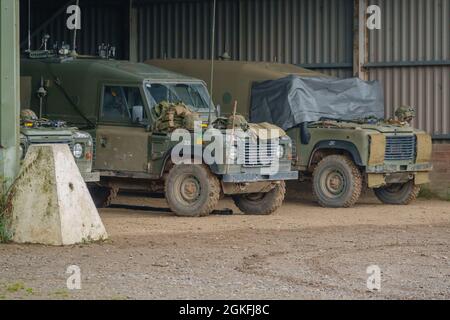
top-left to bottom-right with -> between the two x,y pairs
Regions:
0,183 -> 449,300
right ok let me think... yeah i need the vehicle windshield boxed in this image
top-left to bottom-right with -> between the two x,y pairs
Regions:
145,82 -> 212,112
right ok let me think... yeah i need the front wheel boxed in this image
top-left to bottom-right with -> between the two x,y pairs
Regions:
232,181 -> 286,215
312,155 -> 362,208
165,164 -> 221,217
374,181 -> 420,205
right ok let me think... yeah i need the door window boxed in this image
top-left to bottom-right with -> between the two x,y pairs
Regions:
101,86 -> 146,122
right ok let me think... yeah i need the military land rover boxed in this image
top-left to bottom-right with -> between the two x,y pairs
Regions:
148,59 -> 433,208
19,110 -> 98,183
20,50 -> 298,217
19,66 -> 99,185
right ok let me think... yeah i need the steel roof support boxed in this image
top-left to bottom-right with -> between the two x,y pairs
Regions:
0,0 -> 20,191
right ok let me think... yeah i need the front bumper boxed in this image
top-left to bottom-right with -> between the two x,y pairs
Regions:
81,171 -> 100,182
366,163 -> 432,188
222,171 -> 298,183
366,163 -> 433,174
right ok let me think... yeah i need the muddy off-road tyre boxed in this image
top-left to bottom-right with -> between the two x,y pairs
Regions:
232,181 -> 286,215
165,164 -> 220,217
374,181 -> 420,205
312,155 -> 362,208
88,186 -> 118,208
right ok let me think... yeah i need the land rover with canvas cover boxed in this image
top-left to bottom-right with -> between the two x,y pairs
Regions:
20,49 -> 297,217
147,59 -> 433,208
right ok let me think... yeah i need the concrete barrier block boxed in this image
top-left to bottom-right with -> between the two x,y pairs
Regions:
6,144 -> 108,245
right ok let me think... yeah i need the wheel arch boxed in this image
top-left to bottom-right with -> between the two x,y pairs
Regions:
159,147 -> 205,177
308,140 -> 364,169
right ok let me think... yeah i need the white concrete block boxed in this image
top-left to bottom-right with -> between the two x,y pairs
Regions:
7,144 -> 108,245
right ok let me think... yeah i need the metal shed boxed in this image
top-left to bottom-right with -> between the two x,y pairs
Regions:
19,0 -> 450,138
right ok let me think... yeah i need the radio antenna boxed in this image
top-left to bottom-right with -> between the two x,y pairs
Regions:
27,0 -> 31,51
71,0 -> 80,56
208,0 -> 217,126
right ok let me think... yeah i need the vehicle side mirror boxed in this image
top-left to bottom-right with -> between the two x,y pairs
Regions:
132,105 -> 144,123
216,104 -> 221,117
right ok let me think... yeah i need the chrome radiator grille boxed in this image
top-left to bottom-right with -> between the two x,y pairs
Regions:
243,140 -> 278,167
385,136 -> 416,161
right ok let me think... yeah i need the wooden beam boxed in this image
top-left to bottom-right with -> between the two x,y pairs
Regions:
353,0 -> 369,80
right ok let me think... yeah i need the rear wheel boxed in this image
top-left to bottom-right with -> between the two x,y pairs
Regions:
312,155 -> 362,208
88,186 -> 118,208
374,181 -> 420,205
232,181 -> 286,215
165,164 -> 220,217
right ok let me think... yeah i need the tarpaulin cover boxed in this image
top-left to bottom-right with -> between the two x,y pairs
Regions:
250,75 -> 385,131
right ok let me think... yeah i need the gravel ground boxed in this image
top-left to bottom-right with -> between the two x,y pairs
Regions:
0,182 -> 449,300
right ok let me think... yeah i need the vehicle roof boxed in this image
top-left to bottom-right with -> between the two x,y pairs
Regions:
21,56 -> 210,127
147,58 -> 328,79
22,57 -> 204,83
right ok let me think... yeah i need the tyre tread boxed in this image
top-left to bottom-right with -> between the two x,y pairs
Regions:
312,155 -> 362,208
165,164 -> 220,217
232,181 -> 286,215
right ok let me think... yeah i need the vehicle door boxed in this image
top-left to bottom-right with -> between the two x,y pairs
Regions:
95,84 -> 151,173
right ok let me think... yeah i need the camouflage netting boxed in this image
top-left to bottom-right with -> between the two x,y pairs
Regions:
212,114 -> 249,131
227,115 -> 250,131
212,115 -> 286,140
153,101 -> 201,132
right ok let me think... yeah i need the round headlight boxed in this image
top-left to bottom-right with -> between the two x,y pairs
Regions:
73,143 -> 84,159
277,145 -> 285,159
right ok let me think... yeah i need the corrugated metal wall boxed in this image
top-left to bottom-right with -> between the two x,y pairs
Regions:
135,0 -> 449,136
367,0 -> 450,136
135,0 -> 354,78
20,0 -> 129,59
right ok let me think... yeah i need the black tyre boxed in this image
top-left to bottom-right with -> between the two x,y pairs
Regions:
165,164 -> 221,217
374,181 -> 420,205
88,186 -> 117,208
232,181 -> 286,215
312,155 -> 362,208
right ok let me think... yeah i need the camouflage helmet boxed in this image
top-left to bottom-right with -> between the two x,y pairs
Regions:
20,109 -> 38,121
395,105 -> 415,122
228,114 -> 249,131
